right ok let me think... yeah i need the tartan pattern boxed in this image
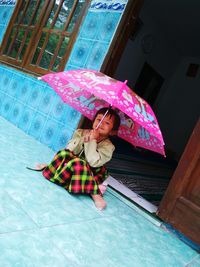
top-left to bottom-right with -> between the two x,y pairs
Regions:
42,149 -> 108,195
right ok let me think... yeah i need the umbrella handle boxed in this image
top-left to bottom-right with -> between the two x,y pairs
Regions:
78,149 -> 84,157
78,106 -> 111,157
95,106 -> 111,129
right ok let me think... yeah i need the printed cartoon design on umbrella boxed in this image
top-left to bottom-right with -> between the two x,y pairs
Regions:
39,69 -> 165,155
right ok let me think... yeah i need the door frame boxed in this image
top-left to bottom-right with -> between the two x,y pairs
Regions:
157,119 -> 200,244
101,0 -> 144,76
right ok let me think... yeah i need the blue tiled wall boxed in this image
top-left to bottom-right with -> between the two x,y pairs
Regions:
0,1 -> 15,43
0,65 -> 81,151
0,0 -> 127,150
65,2 -> 124,71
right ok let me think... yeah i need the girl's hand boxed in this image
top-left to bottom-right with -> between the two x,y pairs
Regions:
83,129 -> 100,142
89,129 -> 100,141
83,130 -> 91,142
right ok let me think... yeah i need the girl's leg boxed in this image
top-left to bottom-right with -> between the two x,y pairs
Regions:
35,163 -> 48,170
33,149 -> 70,171
42,149 -> 75,180
64,158 -> 107,210
91,194 -> 107,210
26,163 -> 47,171
41,154 -> 107,210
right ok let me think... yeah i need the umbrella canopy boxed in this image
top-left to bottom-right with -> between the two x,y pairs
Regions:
40,69 -> 165,155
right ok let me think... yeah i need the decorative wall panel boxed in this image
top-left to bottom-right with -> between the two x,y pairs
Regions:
0,2 -> 15,43
0,65 -> 81,151
65,0 -> 127,71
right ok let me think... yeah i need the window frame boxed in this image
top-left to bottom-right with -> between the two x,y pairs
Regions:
0,0 -> 90,76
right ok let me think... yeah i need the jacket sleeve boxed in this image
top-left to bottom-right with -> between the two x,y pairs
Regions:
84,139 -> 115,167
66,129 -> 84,155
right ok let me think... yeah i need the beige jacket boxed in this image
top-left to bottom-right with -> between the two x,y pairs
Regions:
66,129 -> 115,168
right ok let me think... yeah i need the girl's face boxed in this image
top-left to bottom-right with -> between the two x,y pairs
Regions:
93,114 -> 115,137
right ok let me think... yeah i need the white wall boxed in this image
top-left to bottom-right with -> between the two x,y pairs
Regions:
114,2 -> 181,88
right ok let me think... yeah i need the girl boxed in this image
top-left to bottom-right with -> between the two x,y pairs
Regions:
35,108 -> 120,210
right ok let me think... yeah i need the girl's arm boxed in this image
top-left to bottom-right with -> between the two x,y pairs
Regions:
66,129 -> 84,154
84,139 -> 115,167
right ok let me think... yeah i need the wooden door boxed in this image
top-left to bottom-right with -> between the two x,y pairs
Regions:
157,119 -> 200,245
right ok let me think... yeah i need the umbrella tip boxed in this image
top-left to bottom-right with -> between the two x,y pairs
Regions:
124,80 -> 128,84
38,77 -> 42,80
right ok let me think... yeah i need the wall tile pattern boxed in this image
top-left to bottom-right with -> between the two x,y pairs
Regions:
65,9 -> 122,71
0,1 -> 126,150
0,0 -> 16,4
0,65 -> 81,151
0,4 -> 15,43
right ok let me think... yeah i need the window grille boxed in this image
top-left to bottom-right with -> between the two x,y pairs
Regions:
0,0 -> 89,75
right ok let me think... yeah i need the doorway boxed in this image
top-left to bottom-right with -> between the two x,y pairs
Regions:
101,0 -> 200,245
134,62 -> 164,107
100,0 -> 176,209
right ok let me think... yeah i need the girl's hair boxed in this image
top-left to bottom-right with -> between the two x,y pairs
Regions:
93,107 -> 121,131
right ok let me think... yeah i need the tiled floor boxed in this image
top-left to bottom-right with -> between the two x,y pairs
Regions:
0,116 -> 199,267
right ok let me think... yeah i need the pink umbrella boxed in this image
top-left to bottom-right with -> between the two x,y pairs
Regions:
39,69 -> 165,155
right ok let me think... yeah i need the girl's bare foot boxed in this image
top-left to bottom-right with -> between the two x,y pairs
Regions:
98,184 -> 107,195
91,194 -> 107,210
35,163 -> 47,170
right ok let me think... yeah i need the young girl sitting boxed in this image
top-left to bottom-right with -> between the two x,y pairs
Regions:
35,108 -> 120,210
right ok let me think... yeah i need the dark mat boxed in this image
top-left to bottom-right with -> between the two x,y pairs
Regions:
106,148 -> 176,206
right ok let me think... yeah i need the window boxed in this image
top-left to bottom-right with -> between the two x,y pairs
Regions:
0,0 -> 89,75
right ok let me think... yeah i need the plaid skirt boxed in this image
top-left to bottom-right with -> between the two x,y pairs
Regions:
42,149 -> 108,195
